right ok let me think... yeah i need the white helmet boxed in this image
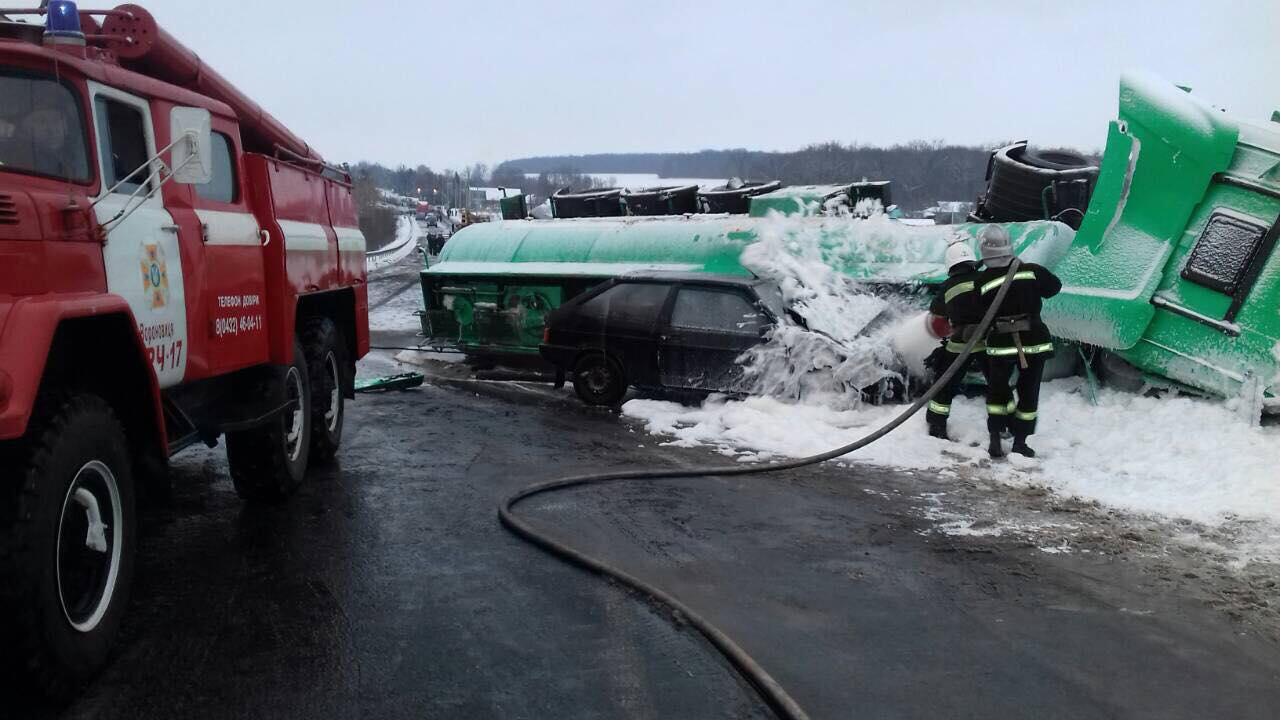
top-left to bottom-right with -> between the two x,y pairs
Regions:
945,241 -> 978,271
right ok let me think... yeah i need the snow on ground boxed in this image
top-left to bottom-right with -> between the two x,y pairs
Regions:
623,380 -> 1280,563
366,218 -> 426,335
367,274 -> 424,335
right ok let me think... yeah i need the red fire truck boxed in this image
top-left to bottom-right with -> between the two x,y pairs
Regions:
0,2 -> 368,692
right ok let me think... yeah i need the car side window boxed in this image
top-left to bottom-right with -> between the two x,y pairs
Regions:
94,97 -> 150,194
1182,212 -> 1269,296
195,131 -> 237,203
670,288 -> 767,335
577,282 -> 671,328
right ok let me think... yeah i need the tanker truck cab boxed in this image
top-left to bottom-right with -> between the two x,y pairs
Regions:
1040,72 -> 1280,410
0,2 -> 368,696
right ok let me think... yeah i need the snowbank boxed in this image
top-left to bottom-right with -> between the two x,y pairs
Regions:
624,380 -> 1280,548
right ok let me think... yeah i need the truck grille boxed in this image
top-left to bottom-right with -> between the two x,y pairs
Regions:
0,194 -> 15,225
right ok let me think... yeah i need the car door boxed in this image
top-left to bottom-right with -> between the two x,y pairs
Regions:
555,283 -> 662,380
567,282 -> 670,385
659,286 -> 769,392
90,82 -> 189,389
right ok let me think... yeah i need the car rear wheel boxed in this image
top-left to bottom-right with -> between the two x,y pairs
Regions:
573,354 -> 628,406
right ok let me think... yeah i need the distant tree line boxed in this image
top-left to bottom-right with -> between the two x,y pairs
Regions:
349,160 -> 609,208
350,161 -> 489,208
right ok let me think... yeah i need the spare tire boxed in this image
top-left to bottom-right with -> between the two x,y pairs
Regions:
1021,147 -> 1092,171
974,143 -> 1098,229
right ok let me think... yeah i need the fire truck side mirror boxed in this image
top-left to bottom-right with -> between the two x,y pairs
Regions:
169,107 -> 213,186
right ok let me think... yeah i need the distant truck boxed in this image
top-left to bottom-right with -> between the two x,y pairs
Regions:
0,2 -> 368,692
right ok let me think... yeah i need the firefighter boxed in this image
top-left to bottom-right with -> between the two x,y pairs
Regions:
976,225 -> 1062,458
924,241 -> 986,440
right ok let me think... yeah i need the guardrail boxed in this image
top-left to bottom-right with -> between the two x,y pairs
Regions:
366,215 -> 423,272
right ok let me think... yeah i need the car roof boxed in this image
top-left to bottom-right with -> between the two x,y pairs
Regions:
614,271 -> 765,288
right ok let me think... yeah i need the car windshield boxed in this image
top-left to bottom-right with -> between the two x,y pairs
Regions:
0,69 -> 91,183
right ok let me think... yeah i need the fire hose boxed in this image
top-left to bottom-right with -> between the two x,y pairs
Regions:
499,259 -> 1023,720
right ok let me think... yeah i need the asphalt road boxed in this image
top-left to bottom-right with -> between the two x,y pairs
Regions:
6,372 -> 1272,720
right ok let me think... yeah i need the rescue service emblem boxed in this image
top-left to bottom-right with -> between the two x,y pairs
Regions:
139,243 -> 170,310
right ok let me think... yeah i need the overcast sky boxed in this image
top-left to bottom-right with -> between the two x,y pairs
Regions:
132,1 -> 1278,169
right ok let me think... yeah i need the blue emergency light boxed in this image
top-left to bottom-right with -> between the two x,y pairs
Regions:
44,0 -> 84,42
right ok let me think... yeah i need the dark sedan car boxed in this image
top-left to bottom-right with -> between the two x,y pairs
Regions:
540,272 -> 786,406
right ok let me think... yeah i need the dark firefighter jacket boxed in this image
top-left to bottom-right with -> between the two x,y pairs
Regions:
929,266 -> 987,353
975,262 -> 1063,355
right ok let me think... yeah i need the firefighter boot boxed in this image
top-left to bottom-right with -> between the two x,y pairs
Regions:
988,431 -> 1005,458
1011,436 -> 1036,458
927,418 -> 949,441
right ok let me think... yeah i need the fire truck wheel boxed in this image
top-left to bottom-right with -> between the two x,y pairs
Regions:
0,394 -> 136,696
226,339 -> 311,502
302,318 -> 345,465
572,353 -> 628,407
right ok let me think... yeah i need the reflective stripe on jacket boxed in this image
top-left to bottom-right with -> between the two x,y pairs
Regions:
975,262 -> 1062,351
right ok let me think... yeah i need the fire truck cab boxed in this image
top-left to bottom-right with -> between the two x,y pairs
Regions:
0,2 -> 368,693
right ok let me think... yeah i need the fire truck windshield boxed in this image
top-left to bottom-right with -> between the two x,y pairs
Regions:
0,69 -> 91,183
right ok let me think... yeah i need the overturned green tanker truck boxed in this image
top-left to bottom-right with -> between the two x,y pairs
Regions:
420,71 -> 1279,410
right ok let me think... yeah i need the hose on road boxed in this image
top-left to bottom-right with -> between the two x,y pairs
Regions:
500,259 -> 1023,720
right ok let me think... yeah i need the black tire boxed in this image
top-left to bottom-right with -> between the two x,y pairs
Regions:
302,318 -> 345,465
0,395 -> 136,697
572,353 -> 628,407
1020,147 -> 1092,171
978,144 -> 1098,228
226,338 -> 311,502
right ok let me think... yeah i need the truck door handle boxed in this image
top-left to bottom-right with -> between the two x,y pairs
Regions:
161,224 -> 180,233
260,229 -> 271,247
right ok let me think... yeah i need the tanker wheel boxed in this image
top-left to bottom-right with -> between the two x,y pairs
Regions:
226,338 -> 311,503
573,353 -> 628,407
302,318 -> 346,465
0,394 -> 136,697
